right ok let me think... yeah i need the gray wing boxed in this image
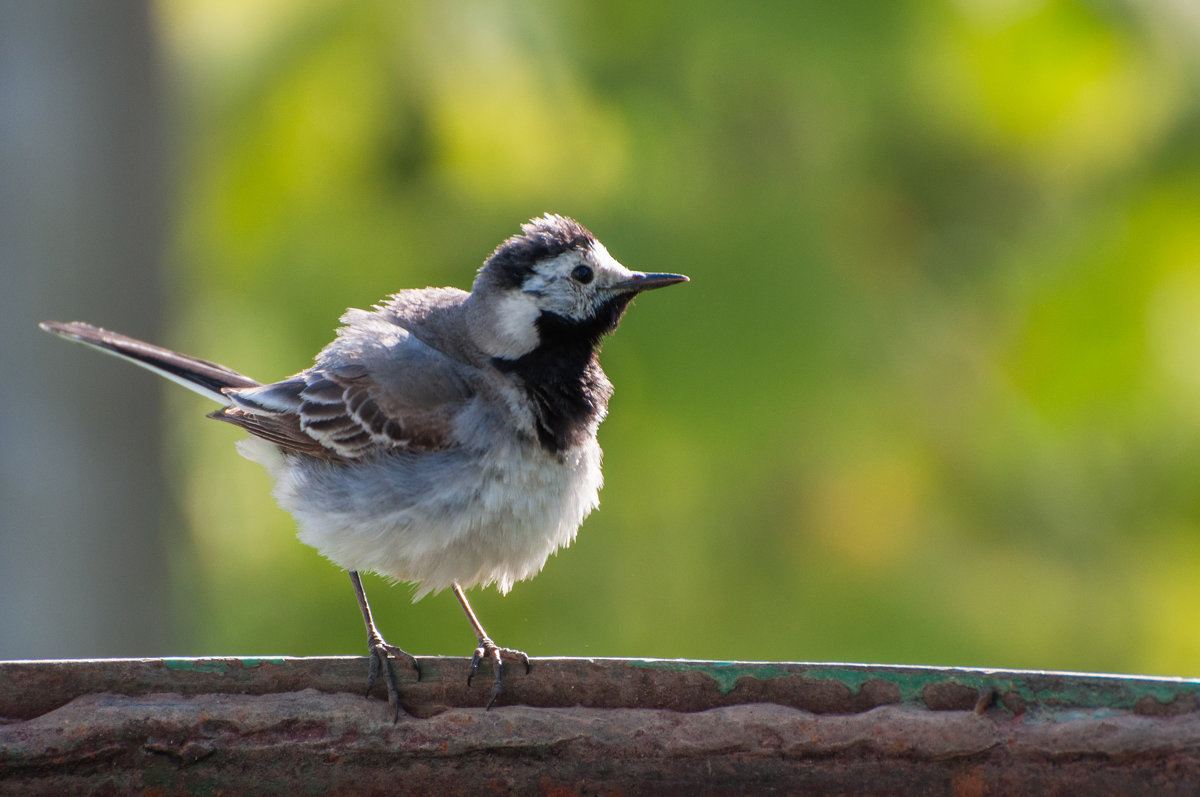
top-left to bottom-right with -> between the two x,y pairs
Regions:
220,311 -> 476,459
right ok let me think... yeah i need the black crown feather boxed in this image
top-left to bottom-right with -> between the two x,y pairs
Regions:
483,214 -> 597,289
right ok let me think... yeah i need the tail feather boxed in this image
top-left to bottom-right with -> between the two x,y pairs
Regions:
39,321 -> 259,403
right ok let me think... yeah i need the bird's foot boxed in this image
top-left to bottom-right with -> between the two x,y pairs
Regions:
467,636 -> 530,709
364,633 -> 421,722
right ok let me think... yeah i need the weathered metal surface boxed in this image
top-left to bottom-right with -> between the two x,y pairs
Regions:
3,655 -> 1199,720
2,657 -> 1199,795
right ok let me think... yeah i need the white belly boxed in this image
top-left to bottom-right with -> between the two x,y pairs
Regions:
238,436 -> 603,599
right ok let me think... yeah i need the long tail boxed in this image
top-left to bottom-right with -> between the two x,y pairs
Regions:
39,321 -> 260,403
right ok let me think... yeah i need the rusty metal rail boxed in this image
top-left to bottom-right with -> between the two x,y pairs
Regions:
2,656 -> 1199,795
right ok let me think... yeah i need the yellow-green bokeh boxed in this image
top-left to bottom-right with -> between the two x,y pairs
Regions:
152,0 -> 1200,675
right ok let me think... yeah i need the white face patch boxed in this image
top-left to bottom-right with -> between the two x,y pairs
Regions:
485,290 -> 542,358
522,251 -> 575,294
518,245 -> 640,323
586,242 -> 637,290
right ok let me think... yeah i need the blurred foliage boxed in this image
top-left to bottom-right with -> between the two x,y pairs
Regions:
152,0 -> 1200,675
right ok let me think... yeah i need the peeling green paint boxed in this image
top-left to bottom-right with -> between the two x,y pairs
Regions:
622,659 -> 1200,710
162,657 -> 287,675
998,673 -> 1200,712
626,659 -> 793,694
797,666 -> 920,699
164,659 -> 229,675
803,667 -> 1200,711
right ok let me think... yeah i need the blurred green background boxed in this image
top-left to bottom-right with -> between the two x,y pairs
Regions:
6,0 -> 1200,676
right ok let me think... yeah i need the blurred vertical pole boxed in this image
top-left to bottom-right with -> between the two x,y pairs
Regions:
0,3 -> 172,656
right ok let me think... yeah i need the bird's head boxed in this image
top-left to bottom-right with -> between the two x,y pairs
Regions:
468,214 -> 687,360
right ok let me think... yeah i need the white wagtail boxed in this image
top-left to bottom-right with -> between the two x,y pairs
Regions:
41,213 -> 687,718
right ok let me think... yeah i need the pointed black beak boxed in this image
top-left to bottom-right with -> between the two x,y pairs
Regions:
612,272 -> 690,293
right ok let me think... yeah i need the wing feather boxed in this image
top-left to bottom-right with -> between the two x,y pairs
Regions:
221,317 -> 476,459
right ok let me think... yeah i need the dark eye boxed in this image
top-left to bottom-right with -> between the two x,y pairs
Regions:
571,264 -> 594,284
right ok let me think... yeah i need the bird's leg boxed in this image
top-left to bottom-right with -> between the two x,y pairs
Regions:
451,582 -> 530,708
350,570 -> 420,722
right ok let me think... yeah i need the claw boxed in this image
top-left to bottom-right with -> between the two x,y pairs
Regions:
350,571 -> 419,722
467,636 -> 530,708
364,633 -> 420,723
450,582 -> 531,708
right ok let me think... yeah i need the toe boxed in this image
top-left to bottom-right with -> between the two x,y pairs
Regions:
365,637 -> 415,722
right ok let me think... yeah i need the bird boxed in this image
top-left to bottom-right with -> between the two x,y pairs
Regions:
40,213 -> 688,719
